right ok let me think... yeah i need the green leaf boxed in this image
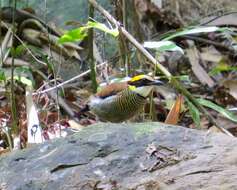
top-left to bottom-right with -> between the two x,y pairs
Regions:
177,75 -> 191,82
172,75 -> 192,85
13,67 -> 34,87
13,76 -> 33,87
0,69 -> 6,81
10,47 -> 17,57
58,26 -> 88,44
209,62 -> 237,76
186,99 -> 200,128
144,41 -> 184,54
162,26 -> 225,41
87,21 -> 119,37
14,45 -> 26,57
197,98 -> 237,123
58,21 -> 119,44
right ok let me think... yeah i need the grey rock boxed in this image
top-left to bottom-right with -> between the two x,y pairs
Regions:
0,122 -> 237,190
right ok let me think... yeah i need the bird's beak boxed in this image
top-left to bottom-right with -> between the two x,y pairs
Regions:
148,79 -> 164,86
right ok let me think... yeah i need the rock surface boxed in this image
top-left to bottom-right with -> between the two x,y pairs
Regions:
0,122 -> 237,190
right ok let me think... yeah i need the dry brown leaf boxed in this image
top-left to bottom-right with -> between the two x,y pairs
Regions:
200,51 -> 222,63
223,80 -> 237,100
165,95 -> 183,125
187,46 -> 215,88
203,12 -> 237,27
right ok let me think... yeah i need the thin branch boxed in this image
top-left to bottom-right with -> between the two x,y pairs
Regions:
88,3 -> 97,92
33,51 -> 130,95
10,0 -> 18,147
33,61 -> 107,95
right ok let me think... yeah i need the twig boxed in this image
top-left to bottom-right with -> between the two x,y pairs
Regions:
33,51 -> 127,95
33,61 -> 107,95
88,4 -> 98,92
10,0 -> 19,143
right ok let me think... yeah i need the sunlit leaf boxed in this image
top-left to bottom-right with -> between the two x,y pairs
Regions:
13,76 -> 33,87
14,67 -> 34,87
87,21 -> 119,37
197,98 -> 237,123
186,99 -> 200,128
163,26 -> 227,41
58,21 -> 119,44
58,26 -> 88,43
144,41 -> 184,54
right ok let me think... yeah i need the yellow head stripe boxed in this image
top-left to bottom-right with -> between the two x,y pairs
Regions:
130,75 -> 146,82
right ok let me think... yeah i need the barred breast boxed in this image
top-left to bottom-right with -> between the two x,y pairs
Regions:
89,88 -> 146,122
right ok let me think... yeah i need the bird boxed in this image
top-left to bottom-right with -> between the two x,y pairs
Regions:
80,75 -> 163,122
